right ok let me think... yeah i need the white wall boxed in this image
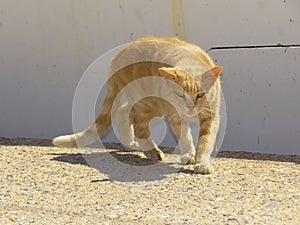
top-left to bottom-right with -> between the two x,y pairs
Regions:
0,0 -> 299,155
210,48 -> 300,155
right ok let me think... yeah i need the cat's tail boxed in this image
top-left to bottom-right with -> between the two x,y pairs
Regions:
53,78 -> 119,148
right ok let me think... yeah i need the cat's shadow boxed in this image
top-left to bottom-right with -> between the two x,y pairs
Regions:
2,138 -> 298,182
50,146 -> 184,183
50,146 -> 300,183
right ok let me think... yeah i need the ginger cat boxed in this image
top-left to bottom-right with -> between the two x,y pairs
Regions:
53,37 -> 222,174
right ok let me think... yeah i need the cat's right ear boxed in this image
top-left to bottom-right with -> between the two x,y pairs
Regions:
158,67 -> 178,80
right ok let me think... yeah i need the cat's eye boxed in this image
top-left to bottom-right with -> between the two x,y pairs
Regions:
196,92 -> 205,99
176,91 -> 185,98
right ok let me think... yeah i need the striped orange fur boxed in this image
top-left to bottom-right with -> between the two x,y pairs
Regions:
53,37 -> 222,174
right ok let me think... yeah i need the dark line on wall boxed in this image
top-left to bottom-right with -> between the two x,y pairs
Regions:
206,43 -> 300,52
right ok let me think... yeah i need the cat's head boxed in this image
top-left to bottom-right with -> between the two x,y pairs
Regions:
159,66 -> 222,118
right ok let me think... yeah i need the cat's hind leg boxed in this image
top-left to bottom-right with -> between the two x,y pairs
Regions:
131,105 -> 165,161
116,103 -> 140,150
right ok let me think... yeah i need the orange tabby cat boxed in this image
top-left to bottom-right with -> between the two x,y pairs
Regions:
53,37 -> 222,174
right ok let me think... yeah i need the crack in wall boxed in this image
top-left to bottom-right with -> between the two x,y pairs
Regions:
207,44 -> 300,52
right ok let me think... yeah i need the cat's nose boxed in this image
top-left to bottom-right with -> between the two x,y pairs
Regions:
187,104 -> 194,110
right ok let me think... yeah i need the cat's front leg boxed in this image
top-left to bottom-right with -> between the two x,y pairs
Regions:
194,116 -> 219,174
168,115 -> 195,164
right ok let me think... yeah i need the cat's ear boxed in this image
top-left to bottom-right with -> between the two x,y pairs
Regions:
198,66 -> 222,92
158,67 -> 178,80
206,66 -> 222,79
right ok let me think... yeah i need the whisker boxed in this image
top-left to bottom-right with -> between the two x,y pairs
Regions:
166,111 -> 182,122
166,112 -> 177,121
198,107 -> 212,116
202,108 -> 212,113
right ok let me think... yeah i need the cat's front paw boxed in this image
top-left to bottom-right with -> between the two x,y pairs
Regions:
122,141 -> 140,151
194,163 -> 213,174
144,148 -> 165,161
128,141 -> 140,150
181,153 -> 195,165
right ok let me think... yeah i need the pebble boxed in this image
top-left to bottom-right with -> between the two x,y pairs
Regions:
245,219 -> 252,224
103,213 -> 119,219
227,217 -> 239,222
158,215 -> 168,219
293,193 -> 300,199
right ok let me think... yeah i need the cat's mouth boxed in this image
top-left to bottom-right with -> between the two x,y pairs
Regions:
184,109 -> 198,118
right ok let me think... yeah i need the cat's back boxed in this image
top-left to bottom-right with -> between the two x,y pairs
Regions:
110,37 -> 215,76
135,37 -> 213,65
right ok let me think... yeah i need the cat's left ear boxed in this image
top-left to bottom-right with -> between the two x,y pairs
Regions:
158,67 -> 178,80
198,66 -> 222,92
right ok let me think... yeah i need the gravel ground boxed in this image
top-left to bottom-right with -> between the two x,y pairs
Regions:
0,137 -> 299,225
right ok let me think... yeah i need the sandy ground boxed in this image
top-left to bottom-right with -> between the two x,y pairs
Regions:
0,137 -> 299,225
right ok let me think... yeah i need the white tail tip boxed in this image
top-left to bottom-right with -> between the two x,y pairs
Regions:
52,135 -> 77,148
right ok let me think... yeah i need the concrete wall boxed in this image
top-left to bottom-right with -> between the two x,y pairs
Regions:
0,0 -> 299,155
